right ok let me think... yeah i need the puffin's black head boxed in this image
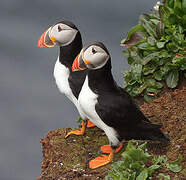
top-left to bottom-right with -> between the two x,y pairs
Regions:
38,20 -> 80,48
72,41 -> 110,71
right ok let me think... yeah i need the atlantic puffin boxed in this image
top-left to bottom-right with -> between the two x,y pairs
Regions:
72,42 -> 170,169
38,21 -> 95,137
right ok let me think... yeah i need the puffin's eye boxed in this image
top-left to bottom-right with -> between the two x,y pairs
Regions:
92,47 -> 97,54
58,25 -> 62,32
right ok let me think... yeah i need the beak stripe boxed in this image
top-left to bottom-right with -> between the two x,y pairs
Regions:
72,54 -> 79,71
38,30 -> 49,48
76,56 -> 84,71
38,27 -> 55,48
72,54 -> 85,71
72,51 -> 88,72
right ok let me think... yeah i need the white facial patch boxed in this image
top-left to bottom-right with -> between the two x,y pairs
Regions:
49,23 -> 78,46
83,45 -> 109,69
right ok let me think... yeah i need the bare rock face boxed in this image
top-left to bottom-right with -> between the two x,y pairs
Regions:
37,88 -> 186,180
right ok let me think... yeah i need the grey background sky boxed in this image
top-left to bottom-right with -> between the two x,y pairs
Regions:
0,0 -> 155,179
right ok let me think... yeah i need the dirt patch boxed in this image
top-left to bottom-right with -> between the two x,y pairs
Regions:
141,88 -> 186,179
37,88 -> 186,180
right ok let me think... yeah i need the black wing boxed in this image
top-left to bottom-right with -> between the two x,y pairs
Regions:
95,88 -> 150,129
95,88 -> 170,142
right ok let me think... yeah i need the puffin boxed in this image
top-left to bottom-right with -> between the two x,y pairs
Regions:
72,42 -> 170,169
38,21 -> 95,137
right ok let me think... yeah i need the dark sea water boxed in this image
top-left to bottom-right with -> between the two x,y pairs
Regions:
0,0 -> 155,179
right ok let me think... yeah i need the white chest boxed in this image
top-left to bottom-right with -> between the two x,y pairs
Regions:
78,76 -> 98,118
53,58 -> 77,105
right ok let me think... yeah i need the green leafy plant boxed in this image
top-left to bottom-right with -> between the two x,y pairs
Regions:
153,154 -> 183,173
105,141 -> 182,180
121,0 -> 186,102
157,173 -> 170,180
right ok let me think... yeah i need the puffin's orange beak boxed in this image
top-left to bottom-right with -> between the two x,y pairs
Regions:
72,52 -> 87,72
38,27 -> 56,48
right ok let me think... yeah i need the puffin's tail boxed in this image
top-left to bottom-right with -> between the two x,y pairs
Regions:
136,121 -> 170,143
122,121 -> 170,143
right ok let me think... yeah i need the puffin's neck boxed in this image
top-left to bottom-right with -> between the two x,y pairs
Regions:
59,32 -> 82,69
88,59 -> 117,93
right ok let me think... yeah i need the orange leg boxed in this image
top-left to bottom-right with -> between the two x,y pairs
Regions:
87,120 -> 96,128
89,149 -> 114,169
100,143 -> 124,154
65,121 -> 86,138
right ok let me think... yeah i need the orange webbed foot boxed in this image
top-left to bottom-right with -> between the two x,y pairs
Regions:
89,151 -> 114,169
100,145 -> 112,154
89,143 -> 124,169
87,120 -> 96,128
65,121 -> 86,138
101,143 -> 124,154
